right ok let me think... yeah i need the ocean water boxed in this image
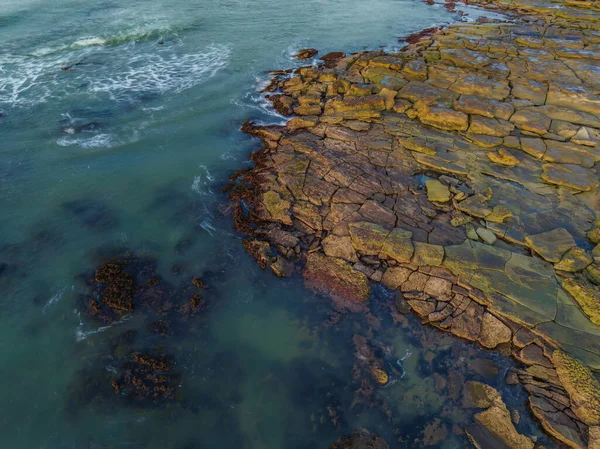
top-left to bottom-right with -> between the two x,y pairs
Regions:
0,1 -> 553,448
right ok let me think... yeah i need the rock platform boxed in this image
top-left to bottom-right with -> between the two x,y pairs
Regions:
229,0 -> 600,447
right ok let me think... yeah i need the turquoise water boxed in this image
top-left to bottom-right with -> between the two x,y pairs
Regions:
0,1 -> 552,448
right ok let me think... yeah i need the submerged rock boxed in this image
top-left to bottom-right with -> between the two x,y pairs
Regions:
72,250 -> 215,411
463,382 -> 534,449
330,429 -> 389,449
93,261 -> 136,312
111,352 -> 178,404
303,253 -> 370,310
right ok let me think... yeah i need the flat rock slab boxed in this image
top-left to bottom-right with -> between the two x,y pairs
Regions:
426,179 -> 451,202
541,163 -> 600,191
525,228 -> 577,263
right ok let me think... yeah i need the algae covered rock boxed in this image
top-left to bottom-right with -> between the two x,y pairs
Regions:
554,247 -> 593,272
411,242 -> 444,266
262,190 -> 292,225
426,179 -> 451,202
380,228 -> 414,263
94,261 -> 136,312
478,312 -> 512,349
370,367 -> 389,385
463,381 -> 535,449
552,350 -> 600,426
294,48 -> 318,59
303,252 -> 370,310
562,278 -> 600,326
462,381 -> 501,409
525,228 -> 576,263
349,222 -> 389,254
541,163 -> 600,191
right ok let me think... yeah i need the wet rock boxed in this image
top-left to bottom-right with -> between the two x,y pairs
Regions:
243,239 -> 274,269
320,52 -> 346,68
228,9 -> 600,448
553,350 -> 600,426
268,94 -> 295,116
93,261 -> 136,312
462,381 -> 501,409
422,418 -> 448,446
476,228 -> 497,245
426,179 -> 451,202
111,352 -> 178,404
270,256 -> 294,277
562,277 -> 600,325
555,247 -> 593,272
472,395 -> 535,449
295,48 -> 318,59
478,313 -> 511,349
525,228 -> 576,263
303,252 -> 370,310
541,163 -> 600,191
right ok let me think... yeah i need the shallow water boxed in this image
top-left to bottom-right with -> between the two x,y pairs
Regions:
0,1 -> 555,448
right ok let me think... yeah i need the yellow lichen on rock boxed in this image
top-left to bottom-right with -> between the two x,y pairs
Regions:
552,350 -> 600,426
262,190 -> 292,225
370,366 -> 389,385
487,148 -> 520,166
562,278 -> 600,326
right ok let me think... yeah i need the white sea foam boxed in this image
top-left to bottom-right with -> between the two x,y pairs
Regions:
87,43 -> 232,100
191,165 -> 215,196
394,348 -> 413,380
0,42 -> 232,108
42,287 -> 66,313
199,219 -> 216,236
72,37 -> 107,47
57,133 -> 113,148
75,310 -> 131,342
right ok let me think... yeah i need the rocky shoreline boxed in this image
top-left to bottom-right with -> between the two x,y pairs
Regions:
228,0 -> 600,447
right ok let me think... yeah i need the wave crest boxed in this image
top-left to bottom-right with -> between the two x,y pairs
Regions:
0,42 -> 232,107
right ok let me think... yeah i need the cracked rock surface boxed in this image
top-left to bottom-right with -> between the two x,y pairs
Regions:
229,0 -> 600,447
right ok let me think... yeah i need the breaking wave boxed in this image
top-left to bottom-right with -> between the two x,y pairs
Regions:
0,41 -> 232,108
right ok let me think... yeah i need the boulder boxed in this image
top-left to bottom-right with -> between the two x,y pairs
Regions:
294,48 -> 318,59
